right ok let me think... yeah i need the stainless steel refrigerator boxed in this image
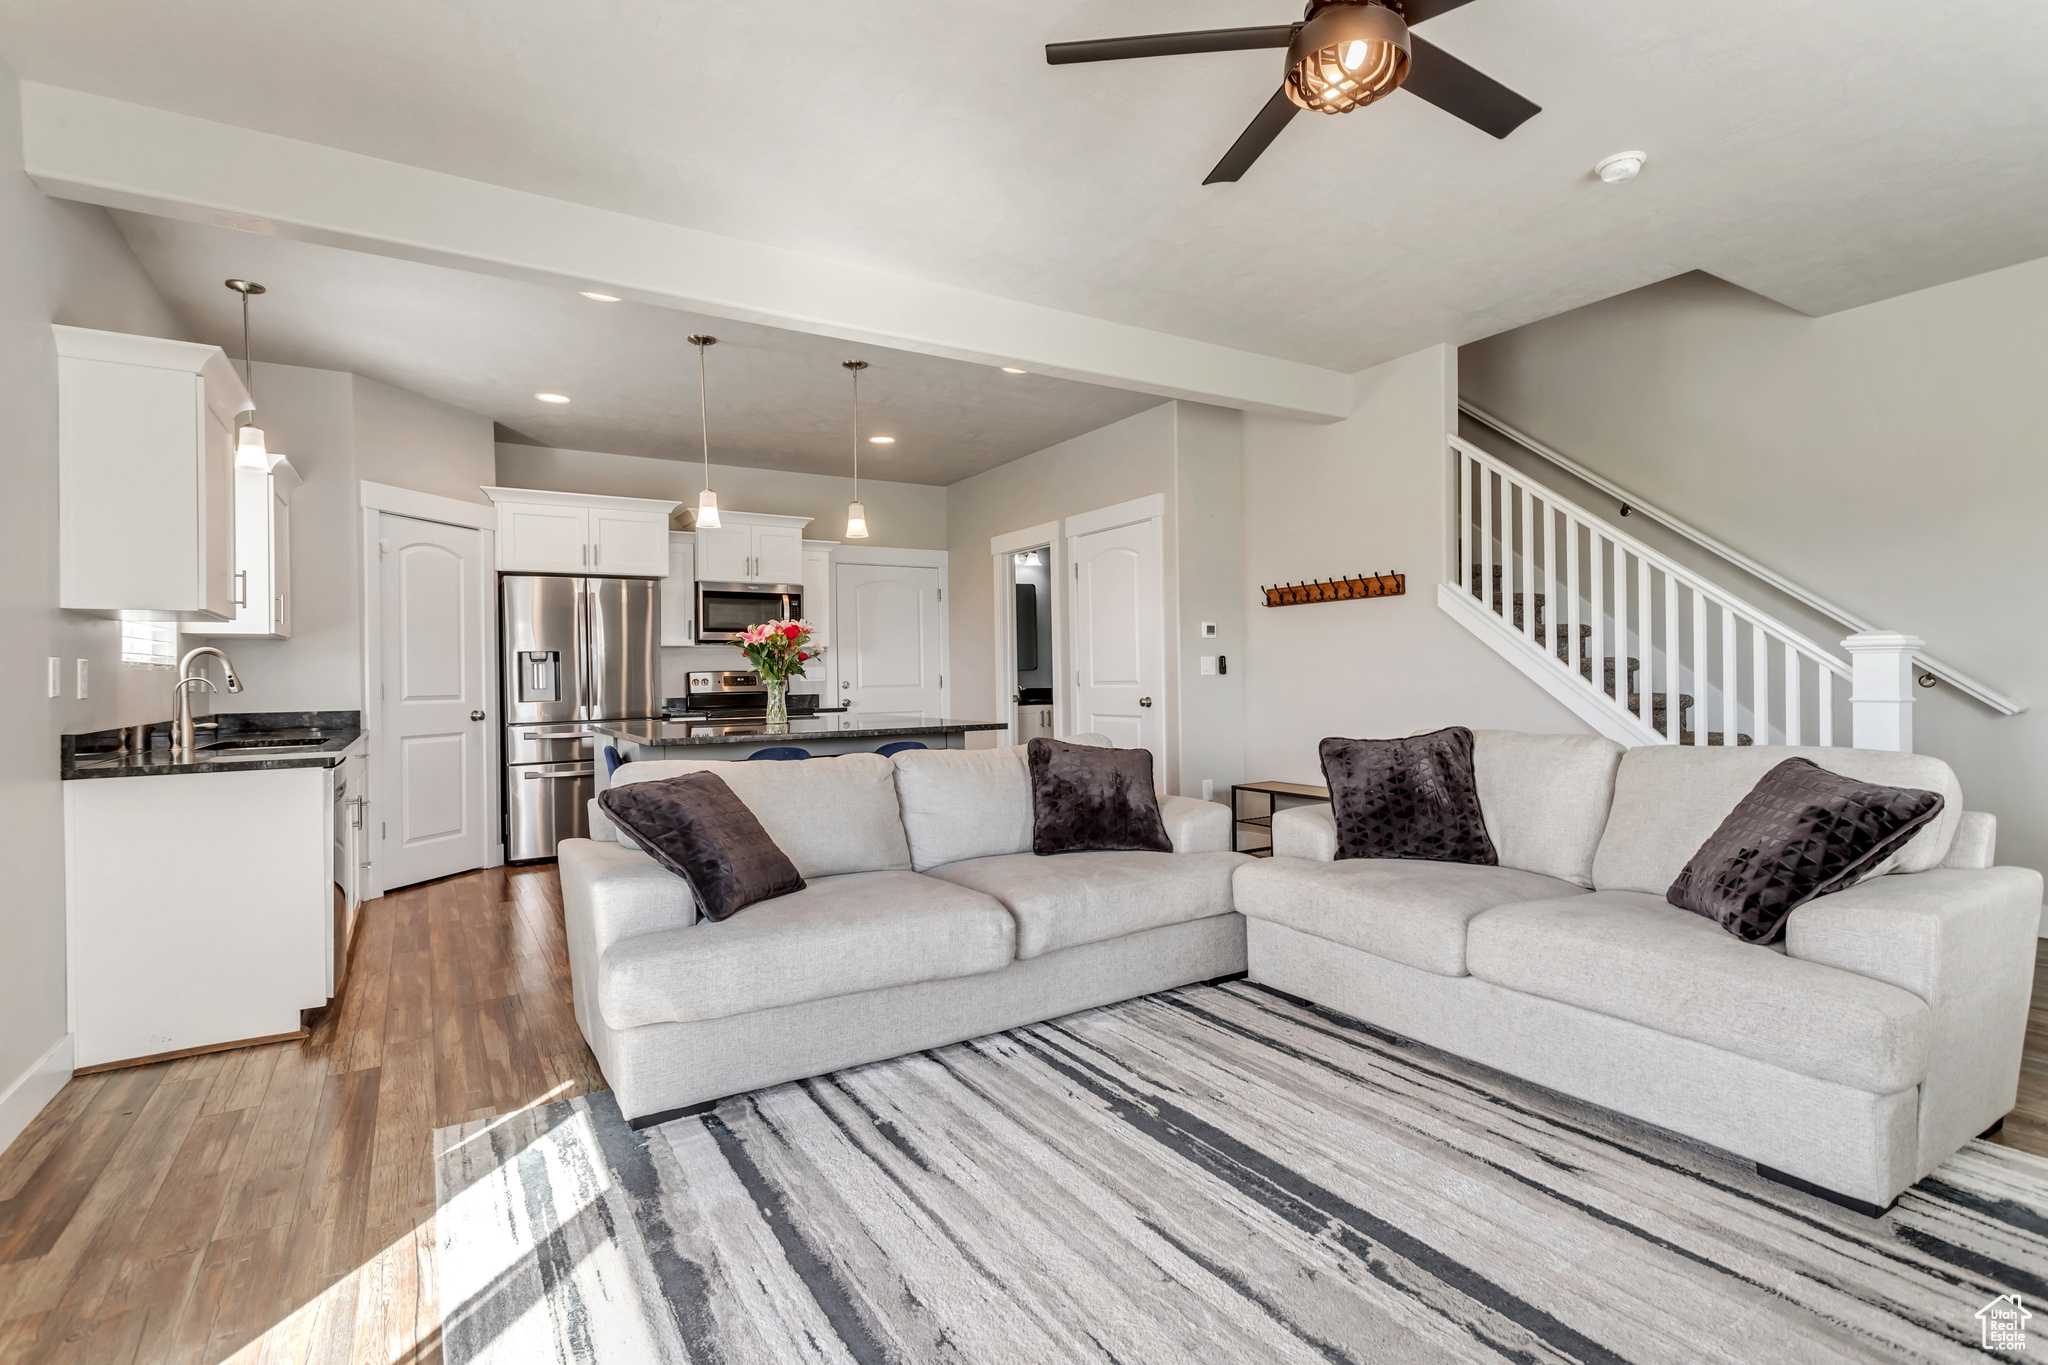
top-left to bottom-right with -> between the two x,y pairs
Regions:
501,575 -> 659,860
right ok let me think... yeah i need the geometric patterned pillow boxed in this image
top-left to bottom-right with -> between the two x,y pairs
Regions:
1317,727 -> 1498,865
1667,757 -> 1944,944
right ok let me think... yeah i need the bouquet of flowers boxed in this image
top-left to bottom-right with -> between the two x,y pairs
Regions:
737,618 -> 814,683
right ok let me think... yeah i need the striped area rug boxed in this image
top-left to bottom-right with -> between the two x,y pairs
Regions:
434,982 -> 2048,1363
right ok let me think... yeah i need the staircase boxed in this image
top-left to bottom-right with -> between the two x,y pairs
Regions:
1443,437 -> 1849,749
1480,565 -> 1753,745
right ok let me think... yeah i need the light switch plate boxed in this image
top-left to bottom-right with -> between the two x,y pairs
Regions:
47,657 -> 61,699
75,659 -> 89,700
1199,656 -> 1217,676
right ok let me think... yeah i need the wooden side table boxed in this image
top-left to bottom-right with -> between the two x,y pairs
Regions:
1230,781 -> 1332,857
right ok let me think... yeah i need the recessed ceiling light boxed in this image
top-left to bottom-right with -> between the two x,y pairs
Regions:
1593,151 -> 1646,184
1001,367 -> 1027,374
535,392 -> 571,403
579,291 -> 620,301
868,435 -> 895,444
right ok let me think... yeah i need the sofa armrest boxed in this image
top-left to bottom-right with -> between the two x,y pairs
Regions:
587,797 -> 617,842
1160,795 -> 1233,853
561,839 -> 697,952
1272,804 -> 1336,861
1940,811 -> 1997,869
1785,866 -> 2042,1177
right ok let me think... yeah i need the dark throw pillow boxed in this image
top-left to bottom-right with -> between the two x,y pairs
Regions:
597,772 -> 805,922
1668,757 -> 1945,945
1027,738 -> 1172,856
1318,728 -> 1498,865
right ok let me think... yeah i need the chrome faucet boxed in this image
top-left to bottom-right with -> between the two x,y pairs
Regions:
173,645 -> 244,755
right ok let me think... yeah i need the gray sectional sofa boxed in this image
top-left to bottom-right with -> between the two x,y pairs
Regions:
561,741 -> 1249,1128
559,730 -> 2039,1213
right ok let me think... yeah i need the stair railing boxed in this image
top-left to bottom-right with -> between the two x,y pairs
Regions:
1445,435 -> 1852,748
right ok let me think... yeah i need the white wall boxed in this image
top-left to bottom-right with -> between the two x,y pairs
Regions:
0,55 -> 190,1148
355,374 -> 495,506
495,443 -> 948,550
1461,264 -> 2048,873
1242,345 -> 1589,787
1174,403 -> 1247,800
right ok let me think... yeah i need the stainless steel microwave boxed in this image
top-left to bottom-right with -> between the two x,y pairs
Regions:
694,580 -> 804,645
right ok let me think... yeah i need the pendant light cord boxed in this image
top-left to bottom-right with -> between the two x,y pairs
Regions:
697,339 -> 711,494
850,365 -> 860,504
240,288 -> 255,407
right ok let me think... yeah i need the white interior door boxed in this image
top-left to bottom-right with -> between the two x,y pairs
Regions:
1069,514 -> 1165,773
835,563 -> 942,719
378,512 -> 489,889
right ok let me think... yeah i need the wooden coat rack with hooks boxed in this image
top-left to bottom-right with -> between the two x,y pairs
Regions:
1260,572 -> 1405,608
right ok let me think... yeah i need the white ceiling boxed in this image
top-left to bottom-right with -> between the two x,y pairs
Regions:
7,1 -> 2048,372
111,213 -> 1162,484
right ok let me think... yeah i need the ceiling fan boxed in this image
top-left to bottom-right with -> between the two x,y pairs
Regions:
1046,0 -> 1540,183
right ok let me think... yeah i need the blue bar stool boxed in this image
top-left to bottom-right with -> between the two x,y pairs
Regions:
603,744 -> 624,776
748,746 -> 812,761
875,741 -> 928,758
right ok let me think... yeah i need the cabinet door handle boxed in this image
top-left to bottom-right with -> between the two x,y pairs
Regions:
581,544 -> 589,565
234,569 -> 247,607
593,542 -> 601,566
524,765 -> 595,780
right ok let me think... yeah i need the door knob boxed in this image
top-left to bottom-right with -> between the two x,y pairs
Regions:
841,680 -> 851,690
1139,697 -> 1153,708
470,709 -> 486,721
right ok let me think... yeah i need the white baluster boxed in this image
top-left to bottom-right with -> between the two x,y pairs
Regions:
1785,649 -> 1802,746
1818,664 -> 1835,746
1455,451 -> 1469,590
1663,569 -> 1679,740
1546,505 -> 1561,662
1481,465 -> 1495,619
1753,620 -> 1772,744
1690,583 -> 1706,746
1566,515 -> 1582,680
1591,536 -> 1607,697
1519,481 -> 1535,642
1636,553 -> 1651,720
1721,604 -> 1738,746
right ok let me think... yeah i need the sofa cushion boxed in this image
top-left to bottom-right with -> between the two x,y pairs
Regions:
1465,891 -> 1931,1093
596,773 -> 805,922
1471,730 -> 1624,888
926,850 -> 1247,959
1668,758 -> 1946,945
1319,728 -> 1497,865
893,745 -> 1034,871
1592,746 -> 1963,895
1233,858 -> 1586,977
606,752 -> 912,878
598,870 -> 1015,1028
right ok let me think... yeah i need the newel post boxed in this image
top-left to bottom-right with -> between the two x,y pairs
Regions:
1842,633 -> 1924,752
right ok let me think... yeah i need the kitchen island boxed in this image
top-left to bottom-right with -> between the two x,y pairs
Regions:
597,713 -> 1005,763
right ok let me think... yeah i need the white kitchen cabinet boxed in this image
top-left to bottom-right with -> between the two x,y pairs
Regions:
483,487 -> 679,576
660,532 -> 697,645
184,458 -> 301,639
800,540 -> 836,694
691,511 -> 812,584
332,746 -> 369,993
55,326 -> 251,620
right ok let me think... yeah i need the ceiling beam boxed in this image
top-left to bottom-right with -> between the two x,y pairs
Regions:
20,83 -> 1355,422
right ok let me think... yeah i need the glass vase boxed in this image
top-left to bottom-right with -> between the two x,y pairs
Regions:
765,677 -> 788,729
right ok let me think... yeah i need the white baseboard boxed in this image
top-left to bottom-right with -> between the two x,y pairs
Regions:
0,1033 -> 75,1160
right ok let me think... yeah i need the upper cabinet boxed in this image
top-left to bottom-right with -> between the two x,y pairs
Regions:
55,326 -> 251,619
693,511 -> 811,585
660,532 -> 696,646
482,488 -> 679,577
184,459 -> 302,639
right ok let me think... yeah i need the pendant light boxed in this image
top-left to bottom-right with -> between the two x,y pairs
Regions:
688,335 -> 721,529
225,279 -> 269,469
841,359 -> 870,539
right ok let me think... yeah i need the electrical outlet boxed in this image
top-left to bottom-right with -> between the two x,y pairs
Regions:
47,657 -> 61,699
75,659 -> 89,700
1201,779 -> 1214,801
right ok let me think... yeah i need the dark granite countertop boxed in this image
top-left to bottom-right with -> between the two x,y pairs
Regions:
62,710 -> 363,780
598,714 -> 1005,748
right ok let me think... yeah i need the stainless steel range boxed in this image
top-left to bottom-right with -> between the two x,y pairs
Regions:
501,574 -> 659,860
666,670 -> 827,723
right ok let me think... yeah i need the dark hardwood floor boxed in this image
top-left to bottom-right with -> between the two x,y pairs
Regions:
0,865 -> 602,1365
0,873 -> 2042,1364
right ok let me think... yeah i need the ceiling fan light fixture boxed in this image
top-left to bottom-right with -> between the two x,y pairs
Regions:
1285,1 -> 1410,115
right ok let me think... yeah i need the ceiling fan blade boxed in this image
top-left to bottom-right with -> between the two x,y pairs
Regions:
1397,0 -> 1483,23
1047,25 -> 1295,65
1204,86 -> 1301,184
1403,35 -> 1540,138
